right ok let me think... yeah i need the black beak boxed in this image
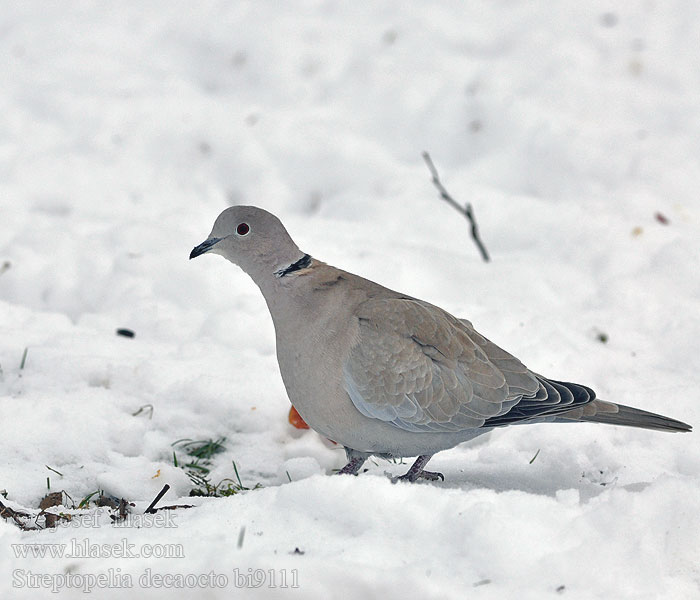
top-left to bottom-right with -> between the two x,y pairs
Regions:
189,237 -> 222,259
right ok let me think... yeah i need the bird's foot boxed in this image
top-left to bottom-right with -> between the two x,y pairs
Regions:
391,469 -> 444,483
336,455 -> 366,476
390,454 -> 444,483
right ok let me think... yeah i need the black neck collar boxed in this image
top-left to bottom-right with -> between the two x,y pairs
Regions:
275,254 -> 312,278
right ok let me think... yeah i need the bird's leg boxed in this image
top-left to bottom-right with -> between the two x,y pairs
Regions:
337,457 -> 365,475
337,448 -> 367,476
393,455 -> 444,483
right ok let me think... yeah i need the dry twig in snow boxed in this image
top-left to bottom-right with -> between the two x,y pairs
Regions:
422,151 -> 490,262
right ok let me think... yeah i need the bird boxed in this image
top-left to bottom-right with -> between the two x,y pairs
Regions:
190,206 -> 692,482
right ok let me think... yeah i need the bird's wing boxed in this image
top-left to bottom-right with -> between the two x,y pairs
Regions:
343,298 -> 597,432
457,318 -> 598,426
342,298 -> 542,432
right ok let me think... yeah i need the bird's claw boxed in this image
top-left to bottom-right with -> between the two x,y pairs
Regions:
391,470 -> 445,484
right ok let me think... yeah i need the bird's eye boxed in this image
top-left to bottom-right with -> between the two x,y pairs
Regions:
237,223 -> 250,236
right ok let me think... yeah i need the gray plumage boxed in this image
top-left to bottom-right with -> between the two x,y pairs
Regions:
190,206 -> 692,481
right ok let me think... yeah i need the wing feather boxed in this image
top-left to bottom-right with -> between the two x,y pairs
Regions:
343,298 -> 598,433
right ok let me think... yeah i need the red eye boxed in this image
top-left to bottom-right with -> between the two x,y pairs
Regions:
237,223 -> 250,235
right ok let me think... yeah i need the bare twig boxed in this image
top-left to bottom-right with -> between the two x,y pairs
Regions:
131,404 -> 154,419
151,503 -> 194,511
0,498 -> 34,531
145,484 -> 170,514
422,151 -> 490,262
20,347 -> 28,370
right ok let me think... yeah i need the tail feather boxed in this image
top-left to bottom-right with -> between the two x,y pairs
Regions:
561,400 -> 692,433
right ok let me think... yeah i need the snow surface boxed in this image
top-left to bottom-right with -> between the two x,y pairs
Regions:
1,2 -> 700,598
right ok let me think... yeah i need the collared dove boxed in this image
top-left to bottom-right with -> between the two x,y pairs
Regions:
190,206 -> 692,482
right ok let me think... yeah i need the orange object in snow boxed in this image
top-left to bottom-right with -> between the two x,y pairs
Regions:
288,405 -> 309,429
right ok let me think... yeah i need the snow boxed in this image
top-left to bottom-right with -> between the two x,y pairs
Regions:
1,2 -> 699,598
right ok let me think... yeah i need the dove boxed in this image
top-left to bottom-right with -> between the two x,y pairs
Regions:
190,206 -> 692,482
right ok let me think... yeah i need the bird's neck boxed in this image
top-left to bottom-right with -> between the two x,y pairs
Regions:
273,253 -> 312,278
251,252 -> 315,315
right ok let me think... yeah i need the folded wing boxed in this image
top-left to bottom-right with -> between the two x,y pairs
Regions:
343,298 -> 596,433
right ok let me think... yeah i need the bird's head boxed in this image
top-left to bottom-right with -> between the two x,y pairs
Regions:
190,205 -> 305,279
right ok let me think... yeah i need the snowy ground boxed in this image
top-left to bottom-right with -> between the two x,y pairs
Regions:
2,2 -> 700,598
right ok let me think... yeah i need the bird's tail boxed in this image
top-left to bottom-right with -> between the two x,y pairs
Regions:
559,399 -> 692,433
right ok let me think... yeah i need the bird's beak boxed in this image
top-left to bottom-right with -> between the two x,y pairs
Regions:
189,237 -> 222,259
